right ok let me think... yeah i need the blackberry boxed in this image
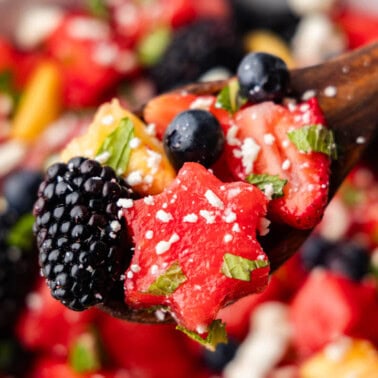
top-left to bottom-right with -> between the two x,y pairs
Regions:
0,209 -> 38,332
149,18 -> 244,92
33,157 -> 135,311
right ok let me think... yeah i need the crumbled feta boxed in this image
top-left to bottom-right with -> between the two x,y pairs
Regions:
145,230 -> 154,239
129,137 -> 141,149
263,133 -> 275,145
183,213 -> 198,223
143,196 -> 155,205
233,137 -> 261,175
110,220 -> 121,232
226,124 -> 241,146
130,264 -> 141,273
223,209 -> 237,223
224,234 -> 233,243
205,190 -> 224,209
101,114 -> 115,125
282,159 -> 291,171
155,233 -> 180,255
117,198 -> 134,208
199,210 -> 216,224
126,170 -> 143,186
324,85 -> 337,97
156,209 -> 173,223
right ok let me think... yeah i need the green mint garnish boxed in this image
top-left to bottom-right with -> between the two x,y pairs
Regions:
148,262 -> 187,296
176,319 -> 228,351
69,331 -> 101,374
287,124 -> 337,159
137,26 -> 172,67
86,0 -> 109,19
6,213 -> 35,250
246,173 -> 287,199
96,117 -> 134,175
221,253 -> 269,282
215,80 -> 247,115
0,69 -> 20,109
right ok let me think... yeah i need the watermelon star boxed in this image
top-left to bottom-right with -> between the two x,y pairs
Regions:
123,162 -> 270,337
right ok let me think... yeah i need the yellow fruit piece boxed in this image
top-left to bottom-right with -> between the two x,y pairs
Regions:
244,30 -> 295,68
300,337 -> 378,378
11,60 -> 62,142
61,98 -> 176,195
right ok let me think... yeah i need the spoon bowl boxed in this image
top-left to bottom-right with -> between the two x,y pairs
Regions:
99,41 -> 378,322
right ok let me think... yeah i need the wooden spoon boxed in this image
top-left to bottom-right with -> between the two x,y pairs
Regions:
99,41 -> 378,323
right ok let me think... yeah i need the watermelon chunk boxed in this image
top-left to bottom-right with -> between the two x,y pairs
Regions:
123,162 -> 270,335
290,269 -> 378,357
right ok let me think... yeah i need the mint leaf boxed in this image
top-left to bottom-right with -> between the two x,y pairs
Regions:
221,253 -> 269,281
137,26 -> 172,67
287,124 -> 337,159
69,331 -> 101,374
246,173 -> 287,199
96,117 -> 134,175
0,69 -> 19,108
148,262 -> 187,295
177,319 -> 228,351
86,0 -> 109,19
6,213 -> 35,250
215,80 -> 247,115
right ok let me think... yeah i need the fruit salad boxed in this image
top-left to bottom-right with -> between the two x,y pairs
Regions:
0,0 -> 377,377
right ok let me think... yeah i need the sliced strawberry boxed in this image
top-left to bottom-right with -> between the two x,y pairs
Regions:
226,98 -> 331,229
143,92 -> 231,140
124,162 -> 270,333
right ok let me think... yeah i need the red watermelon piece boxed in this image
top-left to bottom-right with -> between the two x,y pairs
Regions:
290,269 -> 378,357
123,162 -> 270,334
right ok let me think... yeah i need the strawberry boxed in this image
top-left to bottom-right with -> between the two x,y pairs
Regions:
143,92 -> 231,140
123,162 -> 270,339
45,13 -> 134,108
98,315 -> 203,378
290,269 -> 378,357
225,98 -> 332,229
16,279 -> 96,355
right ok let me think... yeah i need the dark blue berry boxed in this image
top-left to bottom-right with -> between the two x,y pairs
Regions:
324,242 -> 370,281
3,169 -> 43,215
203,338 -> 239,372
300,235 -> 370,281
237,52 -> 289,103
163,109 -> 225,170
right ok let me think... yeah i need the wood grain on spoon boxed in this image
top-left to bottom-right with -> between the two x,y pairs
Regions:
99,41 -> 378,322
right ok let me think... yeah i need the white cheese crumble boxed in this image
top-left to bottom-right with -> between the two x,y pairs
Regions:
205,189 -> 224,209
324,85 -> 337,97
199,210 -> 216,224
150,265 -> 159,275
282,159 -> 291,170
155,233 -> 180,255
190,97 -> 213,110
101,114 -> 115,125
232,223 -> 241,233
130,264 -> 141,273
145,230 -> 154,239
117,198 -> 134,208
263,183 -> 274,200
224,234 -> 233,243
233,137 -> 261,175
126,170 -> 143,186
263,133 -> 275,145
143,196 -> 155,205
156,210 -> 173,223
183,213 -> 198,223
95,151 -> 111,164
110,221 -> 121,233
356,136 -> 366,144
223,209 -> 237,223
226,124 -> 241,146
129,137 -> 141,149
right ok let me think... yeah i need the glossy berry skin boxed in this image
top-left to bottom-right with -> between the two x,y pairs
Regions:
3,170 -> 43,216
163,109 -> 225,170
237,52 -> 289,103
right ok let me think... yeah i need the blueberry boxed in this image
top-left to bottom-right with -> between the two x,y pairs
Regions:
203,338 -> 239,372
324,242 -> 370,281
163,109 -> 225,170
237,52 -> 289,103
300,235 -> 370,281
3,170 -> 43,215
299,235 -> 333,270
